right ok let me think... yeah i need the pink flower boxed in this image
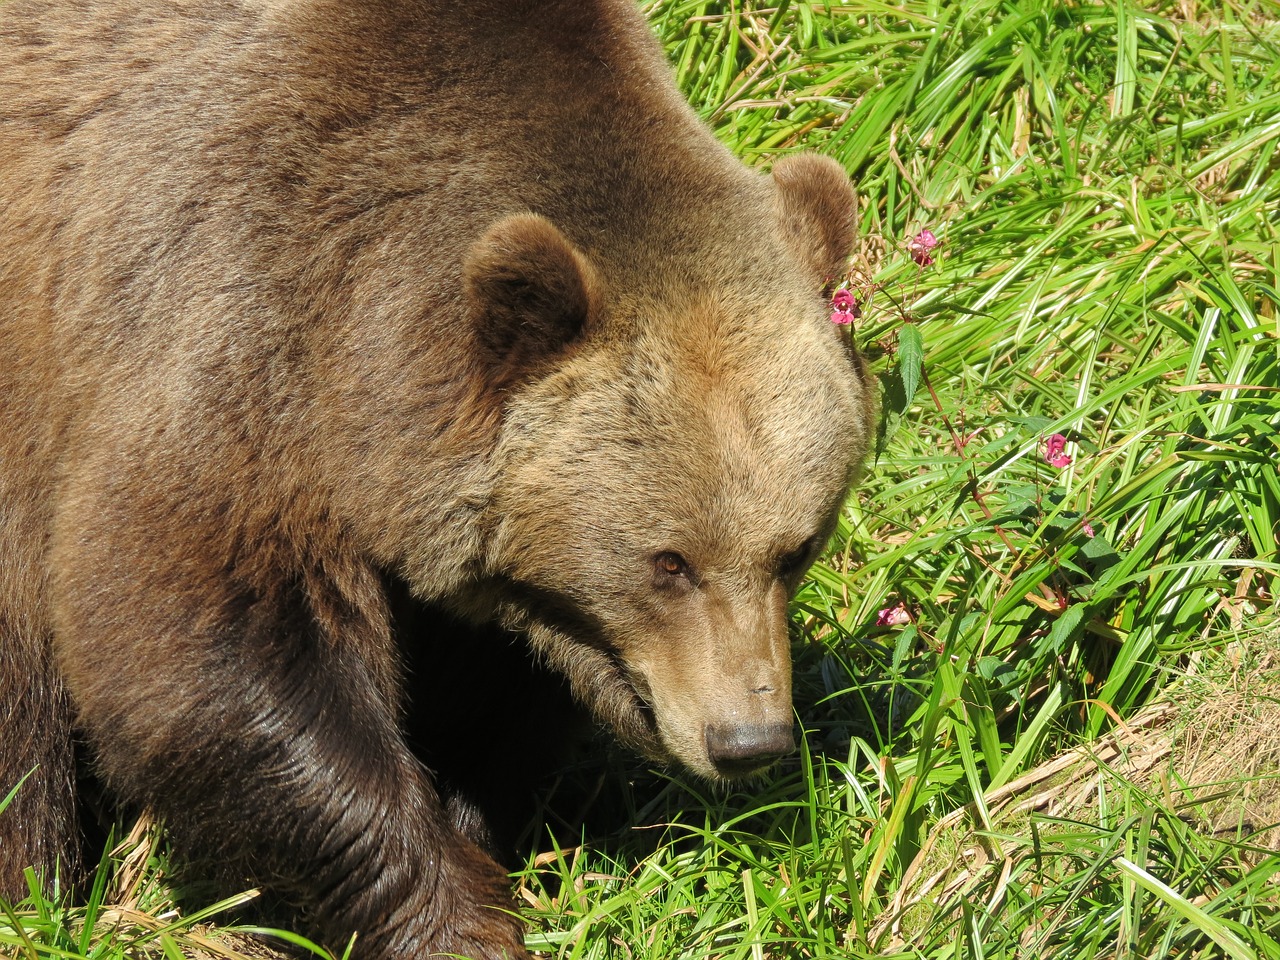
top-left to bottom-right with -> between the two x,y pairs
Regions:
1082,520 -> 1096,538
1043,434 -> 1072,468
830,288 -> 860,325
876,603 -> 910,626
908,229 -> 939,266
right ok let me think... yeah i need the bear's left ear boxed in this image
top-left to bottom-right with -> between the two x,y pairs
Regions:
464,212 -> 600,376
771,154 -> 856,286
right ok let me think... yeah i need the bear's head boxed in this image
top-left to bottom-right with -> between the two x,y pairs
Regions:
465,155 -> 874,780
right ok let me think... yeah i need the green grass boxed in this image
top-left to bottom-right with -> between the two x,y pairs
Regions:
4,0 -> 1280,957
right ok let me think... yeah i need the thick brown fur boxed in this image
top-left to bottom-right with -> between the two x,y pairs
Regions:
0,1 -> 877,957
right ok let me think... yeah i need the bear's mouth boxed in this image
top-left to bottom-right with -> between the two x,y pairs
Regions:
501,580 -> 664,758
605,649 -> 661,734
552,629 -> 663,759
612,652 -> 655,714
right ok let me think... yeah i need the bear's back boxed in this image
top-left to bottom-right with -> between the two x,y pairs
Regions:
0,0 -> 768,417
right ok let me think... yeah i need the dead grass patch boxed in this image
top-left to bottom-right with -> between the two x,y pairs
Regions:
872,628 -> 1280,947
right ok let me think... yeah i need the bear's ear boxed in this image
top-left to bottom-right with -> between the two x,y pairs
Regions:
464,213 -> 599,375
771,154 -> 856,287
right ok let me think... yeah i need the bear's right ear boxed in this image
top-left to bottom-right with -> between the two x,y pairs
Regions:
771,154 -> 857,287
464,213 -> 600,377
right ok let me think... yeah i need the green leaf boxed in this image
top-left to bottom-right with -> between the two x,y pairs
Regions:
1045,603 -> 1086,655
897,323 -> 924,408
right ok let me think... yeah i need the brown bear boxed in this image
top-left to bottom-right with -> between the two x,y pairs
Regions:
0,0 -> 876,957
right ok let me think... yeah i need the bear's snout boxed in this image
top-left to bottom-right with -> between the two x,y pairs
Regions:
704,721 -> 796,778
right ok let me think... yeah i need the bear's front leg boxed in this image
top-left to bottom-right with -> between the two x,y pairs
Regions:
50,510 -> 526,960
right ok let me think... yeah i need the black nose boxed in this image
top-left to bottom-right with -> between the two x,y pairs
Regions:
704,722 -> 796,778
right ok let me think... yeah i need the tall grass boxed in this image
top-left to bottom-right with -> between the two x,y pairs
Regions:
3,1 -> 1278,958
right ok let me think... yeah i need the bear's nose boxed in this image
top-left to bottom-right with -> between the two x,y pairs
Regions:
704,722 -> 796,778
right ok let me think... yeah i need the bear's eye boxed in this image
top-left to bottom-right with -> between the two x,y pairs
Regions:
777,536 -> 822,579
653,551 -> 694,586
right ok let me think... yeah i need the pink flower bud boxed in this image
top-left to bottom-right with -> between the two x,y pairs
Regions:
830,288 -> 860,324
1043,434 -> 1072,468
876,603 -> 910,626
908,229 -> 939,266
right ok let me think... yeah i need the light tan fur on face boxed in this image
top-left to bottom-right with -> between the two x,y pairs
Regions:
484,284 -> 873,776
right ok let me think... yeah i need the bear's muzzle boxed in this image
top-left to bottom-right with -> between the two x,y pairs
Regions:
704,721 -> 796,778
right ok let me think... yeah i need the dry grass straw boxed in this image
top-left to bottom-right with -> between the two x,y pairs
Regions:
871,629 -> 1280,947
1177,642 -> 1280,856
62,813 -> 286,960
